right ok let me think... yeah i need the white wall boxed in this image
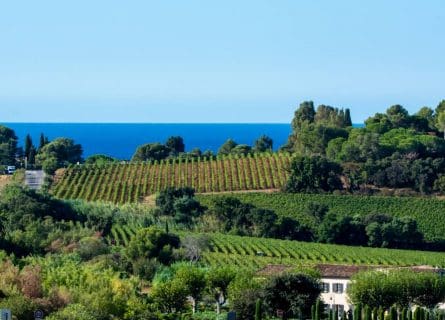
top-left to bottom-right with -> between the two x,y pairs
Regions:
320,278 -> 352,313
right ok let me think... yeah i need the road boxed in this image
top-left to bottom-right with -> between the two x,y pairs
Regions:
25,170 -> 45,190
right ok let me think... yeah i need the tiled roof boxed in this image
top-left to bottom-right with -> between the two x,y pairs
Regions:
256,264 -> 443,279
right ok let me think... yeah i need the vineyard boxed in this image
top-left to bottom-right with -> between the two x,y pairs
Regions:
106,226 -> 445,270
52,153 -> 292,203
198,193 -> 445,241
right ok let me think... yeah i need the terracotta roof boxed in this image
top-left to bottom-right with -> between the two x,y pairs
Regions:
256,264 -> 294,277
315,264 -> 373,278
256,264 -> 444,279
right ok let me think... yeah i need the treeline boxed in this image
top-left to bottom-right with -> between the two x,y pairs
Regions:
130,134 -> 274,163
151,188 -> 434,251
0,125 -> 83,175
283,100 -> 445,194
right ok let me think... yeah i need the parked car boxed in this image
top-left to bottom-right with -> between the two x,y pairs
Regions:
5,166 -> 16,175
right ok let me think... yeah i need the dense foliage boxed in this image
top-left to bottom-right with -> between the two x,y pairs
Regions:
198,192 -> 445,242
348,269 -> 445,309
283,100 -> 445,194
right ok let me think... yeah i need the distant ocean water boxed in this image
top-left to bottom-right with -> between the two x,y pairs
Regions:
4,123 -> 293,160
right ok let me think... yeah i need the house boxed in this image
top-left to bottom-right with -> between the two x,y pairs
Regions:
257,264 -> 444,313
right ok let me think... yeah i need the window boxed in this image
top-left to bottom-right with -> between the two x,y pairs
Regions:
332,283 -> 344,293
321,282 -> 330,293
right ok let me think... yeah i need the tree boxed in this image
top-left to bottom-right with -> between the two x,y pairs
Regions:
285,155 -> 343,193
24,134 -> 34,164
126,227 -> 180,265
254,135 -> 273,153
344,108 -> 352,127
131,143 -> 170,162
156,187 -> 196,215
304,202 -> 329,222
291,101 -> 316,130
437,111 -> 445,139
0,125 -> 18,165
165,136 -> 185,155
207,266 -> 237,314
348,269 -> 445,309
173,196 -> 206,225
38,133 -> 48,151
228,274 -> 264,320
318,212 -> 366,246
231,144 -> 252,156
174,266 -> 207,313
151,279 -> 188,314
84,154 -> 117,165
181,235 -> 209,263
46,304 -> 96,320
36,138 -> 82,173
263,273 -> 321,320
218,139 -> 238,155
386,105 -> 410,128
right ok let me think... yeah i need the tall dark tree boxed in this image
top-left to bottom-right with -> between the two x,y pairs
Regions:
253,135 -> 273,153
285,155 -> 343,193
291,101 -> 316,130
24,134 -> 34,160
263,273 -> 321,319
344,108 -> 352,127
132,143 -> 170,162
0,125 -> 18,165
38,133 -> 48,151
165,136 -> 185,154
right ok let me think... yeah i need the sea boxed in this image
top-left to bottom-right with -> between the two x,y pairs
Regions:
3,123 -> 292,160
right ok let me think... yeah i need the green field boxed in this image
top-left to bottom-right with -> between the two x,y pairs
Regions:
52,153 -> 291,203
198,192 -> 445,241
107,225 -> 445,270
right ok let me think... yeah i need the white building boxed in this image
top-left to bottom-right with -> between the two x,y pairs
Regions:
258,264 -> 444,314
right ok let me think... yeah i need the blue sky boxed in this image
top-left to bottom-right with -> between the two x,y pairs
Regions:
0,0 -> 444,123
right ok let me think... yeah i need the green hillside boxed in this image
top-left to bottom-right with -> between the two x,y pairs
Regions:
198,192 -> 445,241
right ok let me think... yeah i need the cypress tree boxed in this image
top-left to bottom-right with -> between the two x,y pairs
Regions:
389,307 -> 397,320
414,308 -> 420,320
354,304 -> 363,320
312,305 -> 316,320
372,308 -> 378,320
315,299 -> 323,320
39,133 -> 46,150
344,108 -> 353,127
401,309 -> 407,320
28,147 -> 36,165
364,306 -> 372,320
378,307 -> 385,320
24,134 -> 33,159
255,299 -> 262,320
329,309 -> 334,320
342,310 -> 347,320
335,307 -> 339,320
408,310 -> 412,320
